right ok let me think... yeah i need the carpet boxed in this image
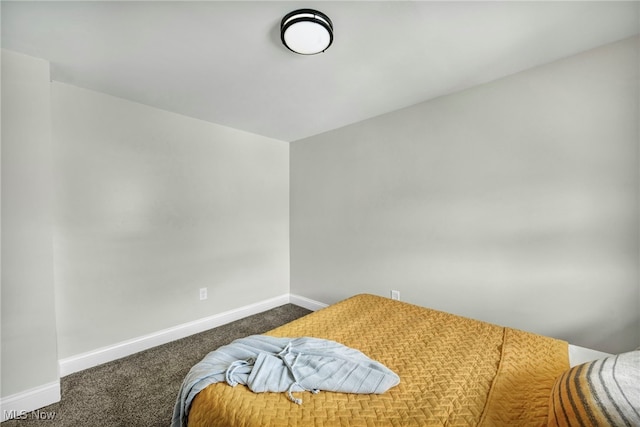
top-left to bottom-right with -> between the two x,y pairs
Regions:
1,304 -> 311,427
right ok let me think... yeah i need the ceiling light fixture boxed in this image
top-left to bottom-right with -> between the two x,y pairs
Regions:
281,9 -> 333,55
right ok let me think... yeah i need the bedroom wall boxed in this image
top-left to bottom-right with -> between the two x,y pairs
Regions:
290,36 -> 639,354
51,83 -> 289,358
1,51 -> 60,398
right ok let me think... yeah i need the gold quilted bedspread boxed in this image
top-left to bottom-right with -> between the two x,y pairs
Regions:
188,294 -> 568,426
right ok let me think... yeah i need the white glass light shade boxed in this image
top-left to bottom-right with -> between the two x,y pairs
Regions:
281,9 -> 333,55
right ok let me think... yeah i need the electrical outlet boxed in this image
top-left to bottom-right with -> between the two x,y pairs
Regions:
199,287 -> 208,300
391,290 -> 400,300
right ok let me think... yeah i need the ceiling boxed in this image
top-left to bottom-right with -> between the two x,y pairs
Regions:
2,1 -> 639,142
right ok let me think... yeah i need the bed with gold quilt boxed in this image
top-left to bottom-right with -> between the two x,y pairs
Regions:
173,294 -> 639,426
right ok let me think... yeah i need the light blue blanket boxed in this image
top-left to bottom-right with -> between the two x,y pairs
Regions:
171,335 -> 400,427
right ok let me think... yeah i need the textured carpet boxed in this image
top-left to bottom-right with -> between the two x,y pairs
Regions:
1,304 -> 311,427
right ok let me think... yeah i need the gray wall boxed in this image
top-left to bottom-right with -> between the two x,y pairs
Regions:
2,35 -> 638,404
51,83 -> 289,358
291,37 -> 639,354
1,50 -> 59,397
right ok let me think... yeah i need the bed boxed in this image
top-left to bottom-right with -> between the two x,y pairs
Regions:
175,294 -> 638,426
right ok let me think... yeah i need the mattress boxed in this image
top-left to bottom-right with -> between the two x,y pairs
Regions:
568,344 -> 611,367
186,294 -> 569,426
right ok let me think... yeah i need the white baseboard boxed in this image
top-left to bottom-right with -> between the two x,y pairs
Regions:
289,294 -> 329,311
59,293 -> 290,377
0,381 -> 60,422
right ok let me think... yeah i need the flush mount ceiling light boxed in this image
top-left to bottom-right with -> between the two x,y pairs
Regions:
281,9 -> 333,55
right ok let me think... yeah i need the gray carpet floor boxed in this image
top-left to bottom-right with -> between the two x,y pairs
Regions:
1,304 -> 311,427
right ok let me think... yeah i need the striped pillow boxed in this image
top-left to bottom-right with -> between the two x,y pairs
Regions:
548,351 -> 640,426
